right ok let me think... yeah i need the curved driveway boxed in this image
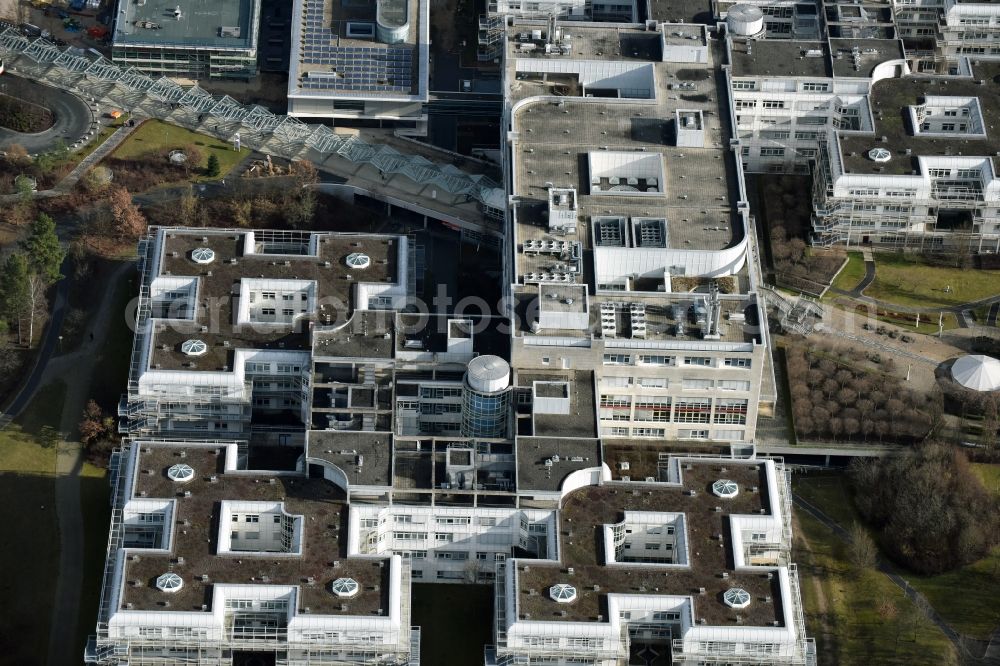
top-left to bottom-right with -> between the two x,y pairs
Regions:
0,74 -> 92,154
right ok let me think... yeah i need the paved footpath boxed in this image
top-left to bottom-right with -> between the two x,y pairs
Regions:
0,122 -> 139,204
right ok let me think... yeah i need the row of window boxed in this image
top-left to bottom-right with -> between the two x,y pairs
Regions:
603,354 -> 752,368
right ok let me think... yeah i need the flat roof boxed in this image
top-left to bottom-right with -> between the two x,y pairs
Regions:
516,460 -> 783,626
114,0 -> 259,51
308,431 -> 394,487
829,39 -> 904,78
288,0 -> 423,97
838,61 -> 1000,175
516,436 -> 602,492
147,229 -> 400,372
729,40 -> 832,79
518,370 -> 598,439
121,443 -> 389,614
647,0 -> 714,23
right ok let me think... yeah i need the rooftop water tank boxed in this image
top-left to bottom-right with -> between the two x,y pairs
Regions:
465,355 -> 510,394
727,4 -> 765,37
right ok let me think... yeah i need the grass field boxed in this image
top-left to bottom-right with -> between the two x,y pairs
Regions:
971,463 -> 1000,496
794,509 -> 957,665
110,120 -> 245,181
866,253 -> 1000,308
829,251 -> 865,294
0,383 -> 66,666
1,380 -> 112,664
795,472 -> 1000,644
411,583 -> 493,664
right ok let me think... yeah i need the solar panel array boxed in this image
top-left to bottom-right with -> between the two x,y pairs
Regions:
298,0 -> 414,93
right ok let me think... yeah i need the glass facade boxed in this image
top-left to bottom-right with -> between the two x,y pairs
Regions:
461,387 -> 510,438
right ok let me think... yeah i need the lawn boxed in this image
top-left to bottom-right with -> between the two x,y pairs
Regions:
866,253 -> 1000,309
109,120 -> 245,181
971,463 -> 1000,496
793,509 -> 957,665
0,383 -> 64,666
795,471 -> 1000,643
829,251 -> 865,294
3,379 -> 111,664
411,583 -> 493,665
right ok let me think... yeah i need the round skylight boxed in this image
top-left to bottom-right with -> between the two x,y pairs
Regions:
345,252 -> 371,270
712,479 -> 739,499
155,572 -> 184,593
549,583 -> 578,603
191,247 -> 215,264
868,147 -> 892,163
723,587 -> 751,609
180,339 -> 208,357
166,463 -> 195,483
331,577 -> 360,598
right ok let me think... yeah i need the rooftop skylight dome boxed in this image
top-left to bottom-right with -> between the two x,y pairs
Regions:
331,577 -> 360,598
155,572 -> 184,593
167,463 -> 195,483
723,587 -> 751,609
345,252 -> 371,270
549,583 -> 577,603
191,247 -> 215,264
712,479 -> 739,498
180,339 -> 208,357
867,147 -> 892,163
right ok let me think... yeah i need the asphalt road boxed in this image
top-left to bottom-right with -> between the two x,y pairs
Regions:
0,73 -> 92,154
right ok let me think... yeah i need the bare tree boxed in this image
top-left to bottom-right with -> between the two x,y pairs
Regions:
848,522 -> 878,572
108,186 -> 147,243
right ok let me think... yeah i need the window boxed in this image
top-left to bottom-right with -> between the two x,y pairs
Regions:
929,168 -> 950,178
231,514 -> 239,522
796,148 -> 817,158
684,356 -> 712,367
718,379 -> 751,391
633,427 -> 665,438
282,308 -> 294,316
794,131 -> 819,140
635,397 -> 671,422
261,308 -> 276,316
760,147 -> 785,157
478,517 -> 497,527
682,379 -> 715,393
715,398 -> 749,425
802,82 -> 830,92
273,515 -> 282,524
957,168 -> 981,179
735,99 -> 757,109
638,377 -> 667,388
653,611 -> 681,621
798,116 -> 827,125
603,354 -> 632,365
645,543 -> 661,550
476,552 -> 489,560
393,531 -> 427,540
282,294 -> 294,301
637,354 -> 674,366
724,357 -> 752,368
679,429 -> 709,439
245,515 -> 260,523
761,100 -> 785,109
675,399 -> 711,423
394,515 -> 413,524
849,189 -> 879,197
732,80 -> 756,90
435,551 -> 468,560
436,516 -> 471,525
434,533 -> 454,543
261,291 -> 276,300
